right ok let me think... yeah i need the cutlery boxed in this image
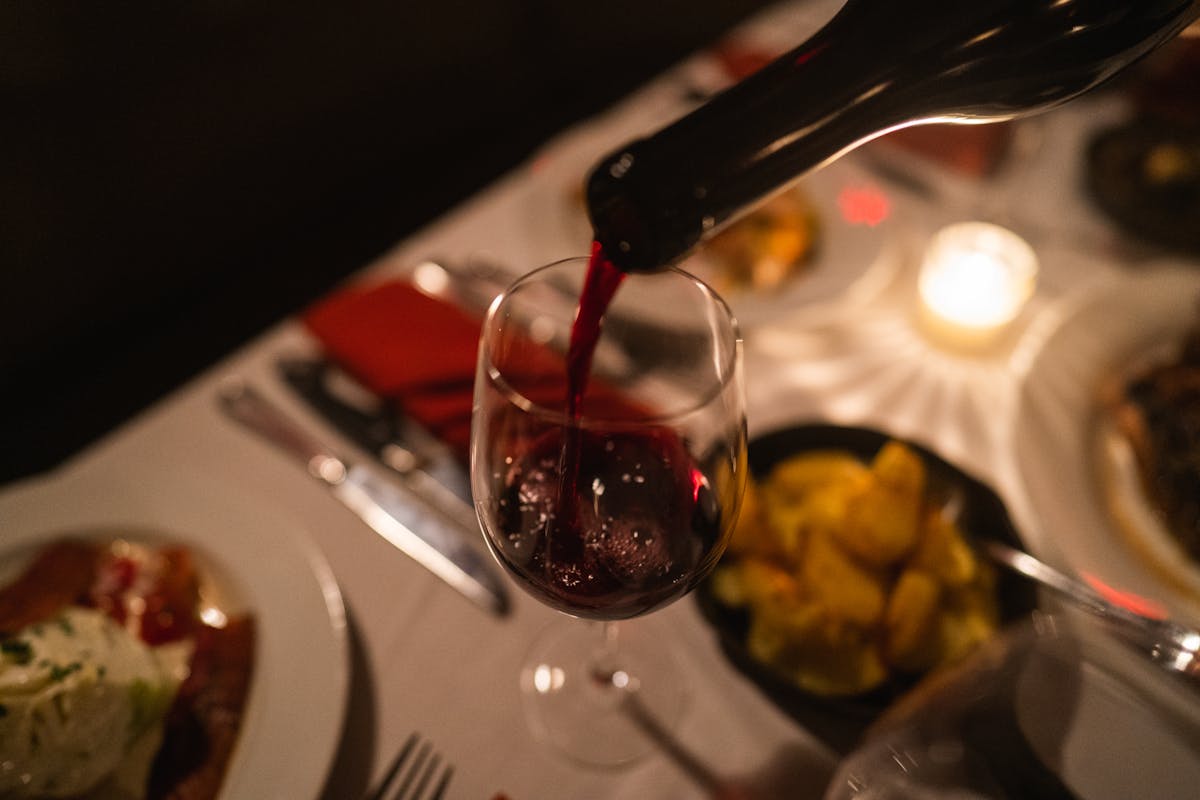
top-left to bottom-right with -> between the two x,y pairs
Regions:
218,379 -> 509,616
415,257 -> 643,380
410,257 -> 511,315
279,356 -> 442,475
278,357 -> 473,510
592,664 -> 753,799
982,539 -> 1199,687
364,733 -> 454,800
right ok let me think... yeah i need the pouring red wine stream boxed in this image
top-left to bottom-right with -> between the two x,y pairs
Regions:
555,240 -> 625,527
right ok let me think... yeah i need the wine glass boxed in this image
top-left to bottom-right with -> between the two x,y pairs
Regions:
824,613 -> 1200,800
470,256 -> 747,767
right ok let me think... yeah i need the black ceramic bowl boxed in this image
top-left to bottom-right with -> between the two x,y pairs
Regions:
695,424 -> 1039,754
1086,121 -> 1200,255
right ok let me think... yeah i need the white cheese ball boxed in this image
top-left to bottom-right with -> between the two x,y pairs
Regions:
0,607 -> 183,798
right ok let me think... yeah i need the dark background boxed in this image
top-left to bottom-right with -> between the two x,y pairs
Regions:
0,1 -> 779,484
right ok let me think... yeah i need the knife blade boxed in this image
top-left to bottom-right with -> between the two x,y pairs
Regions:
218,380 -> 509,616
277,358 -> 442,474
277,357 -> 476,527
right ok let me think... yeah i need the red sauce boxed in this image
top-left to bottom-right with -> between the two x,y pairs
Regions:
0,539 -> 98,634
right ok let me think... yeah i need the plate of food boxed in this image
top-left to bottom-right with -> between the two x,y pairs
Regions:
0,467 -> 348,799
696,424 -> 1037,753
1013,264 -> 1200,626
526,125 -> 900,328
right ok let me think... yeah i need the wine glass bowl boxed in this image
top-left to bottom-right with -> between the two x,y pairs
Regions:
470,256 -> 746,765
472,257 -> 746,619
480,419 -> 731,620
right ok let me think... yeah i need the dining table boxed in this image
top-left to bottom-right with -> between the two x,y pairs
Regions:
4,1 -> 1200,798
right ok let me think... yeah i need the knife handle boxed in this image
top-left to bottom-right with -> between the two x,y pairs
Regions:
218,379 -> 348,485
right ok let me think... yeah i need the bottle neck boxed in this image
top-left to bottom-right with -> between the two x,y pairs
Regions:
586,0 -> 1200,272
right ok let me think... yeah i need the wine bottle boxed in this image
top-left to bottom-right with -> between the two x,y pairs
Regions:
586,0 -> 1200,273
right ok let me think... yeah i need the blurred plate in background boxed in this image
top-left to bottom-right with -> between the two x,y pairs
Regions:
1014,265 -> 1200,626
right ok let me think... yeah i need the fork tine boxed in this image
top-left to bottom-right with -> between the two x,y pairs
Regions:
427,763 -> 454,800
365,733 -> 418,800
390,741 -> 431,799
367,734 -> 455,800
402,751 -> 440,800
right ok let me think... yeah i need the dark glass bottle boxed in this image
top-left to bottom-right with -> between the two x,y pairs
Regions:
586,0 -> 1200,273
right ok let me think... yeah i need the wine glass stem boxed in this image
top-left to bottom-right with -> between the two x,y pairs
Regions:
590,621 -> 651,706
590,621 -> 726,792
591,620 -> 626,687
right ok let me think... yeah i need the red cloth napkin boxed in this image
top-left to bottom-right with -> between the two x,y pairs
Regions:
304,279 -> 655,462
304,280 -> 601,462
303,281 -> 491,460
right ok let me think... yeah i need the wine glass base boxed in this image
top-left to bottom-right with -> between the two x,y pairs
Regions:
519,617 -> 689,769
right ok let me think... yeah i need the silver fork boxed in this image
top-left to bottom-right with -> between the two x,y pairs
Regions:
364,734 -> 454,800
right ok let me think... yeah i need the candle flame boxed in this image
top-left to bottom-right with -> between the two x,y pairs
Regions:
918,222 -> 1037,336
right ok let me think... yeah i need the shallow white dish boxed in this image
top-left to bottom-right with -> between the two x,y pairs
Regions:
525,123 -> 900,329
1013,264 -> 1200,625
0,466 -> 349,800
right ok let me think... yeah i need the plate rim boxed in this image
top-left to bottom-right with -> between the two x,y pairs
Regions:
0,467 -> 350,800
1012,263 -> 1200,625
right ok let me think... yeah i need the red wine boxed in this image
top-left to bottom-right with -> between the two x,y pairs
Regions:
488,425 -> 725,620
565,241 -> 626,419
558,242 -> 626,512
587,0 -> 1200,272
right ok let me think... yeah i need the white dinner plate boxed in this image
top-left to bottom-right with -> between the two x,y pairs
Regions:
0,466 -> 349,799
1013,264 -> 1200,625
525,121 -> 901,329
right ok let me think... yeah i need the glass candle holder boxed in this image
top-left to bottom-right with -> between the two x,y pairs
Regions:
917,221 -> 1038,349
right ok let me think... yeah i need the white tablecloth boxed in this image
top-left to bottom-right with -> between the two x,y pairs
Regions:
4,1 -> 1199,797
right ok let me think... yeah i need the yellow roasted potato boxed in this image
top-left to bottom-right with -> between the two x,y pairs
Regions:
884,569 -> 942,672
747,601 -> 888,696
936,578 -> 1001,666
736,558 -> 801,610
833,441 -> 926,568
910,508 -> 978,589
713,438 -> 1002,697
765,450 -> 870,502
801,530 -> 887,627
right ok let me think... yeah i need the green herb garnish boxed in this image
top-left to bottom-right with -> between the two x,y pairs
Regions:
48,662 -> 82,682
1,639 -> 33,665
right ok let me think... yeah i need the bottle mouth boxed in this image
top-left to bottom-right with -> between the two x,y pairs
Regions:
585,140 -> 706,274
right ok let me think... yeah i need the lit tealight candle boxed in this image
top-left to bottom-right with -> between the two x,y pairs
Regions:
917,221 -> 1038,348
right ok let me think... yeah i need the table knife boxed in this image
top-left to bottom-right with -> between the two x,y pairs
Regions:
277,358 -> 475,525
278,357 -> 449,474
218,380 -> 509,616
